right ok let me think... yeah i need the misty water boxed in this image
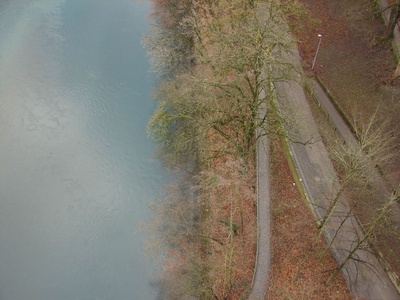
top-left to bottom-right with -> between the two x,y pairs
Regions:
0,1 -> 166,299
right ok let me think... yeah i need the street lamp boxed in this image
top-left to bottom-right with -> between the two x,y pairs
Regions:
311,34 -> 322,70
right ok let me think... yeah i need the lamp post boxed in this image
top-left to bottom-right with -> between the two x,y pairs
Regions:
311,34 -> 322,70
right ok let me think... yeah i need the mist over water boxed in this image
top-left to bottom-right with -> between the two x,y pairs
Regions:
0,1 -> 165,299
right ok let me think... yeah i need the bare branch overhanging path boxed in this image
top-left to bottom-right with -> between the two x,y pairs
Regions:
275,64 -> 400,300
248,2 -> 400,299
307,79 -> 400,229
248,88 -> 270,300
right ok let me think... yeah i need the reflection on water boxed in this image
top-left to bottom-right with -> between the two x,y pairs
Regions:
0,1 -> 165,299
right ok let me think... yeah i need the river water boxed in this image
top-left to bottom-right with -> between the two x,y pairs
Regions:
0,1 -> 165,299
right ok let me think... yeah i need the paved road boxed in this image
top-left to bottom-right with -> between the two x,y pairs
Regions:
274,39 -> 400,299
249,2 -> 400,299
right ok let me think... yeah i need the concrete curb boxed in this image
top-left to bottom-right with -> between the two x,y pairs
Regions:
313,76 -> 356,135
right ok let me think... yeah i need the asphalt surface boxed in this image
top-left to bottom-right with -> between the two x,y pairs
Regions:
308,79 -> 400,229
274,43 -> 400,299
248,89 -> 270,300
249,2 -> 400,299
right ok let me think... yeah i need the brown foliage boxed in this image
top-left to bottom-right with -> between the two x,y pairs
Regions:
146,1 -> 354,299
266,138 -> 352,299
198,157 -> 256,299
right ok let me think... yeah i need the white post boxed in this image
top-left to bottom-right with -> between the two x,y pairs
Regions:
311,34 -> 322,70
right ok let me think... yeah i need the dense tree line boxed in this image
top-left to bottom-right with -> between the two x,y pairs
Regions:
145,0 -> 293,165
143,0 -> 295,298
144,0 -> 400,298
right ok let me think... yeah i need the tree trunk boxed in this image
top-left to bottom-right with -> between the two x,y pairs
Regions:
386,1 -> 400,38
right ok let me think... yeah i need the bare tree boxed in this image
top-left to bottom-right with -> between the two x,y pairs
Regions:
144,0 -> 302,298
303,111 -> 400,286
146,0 -> 295,165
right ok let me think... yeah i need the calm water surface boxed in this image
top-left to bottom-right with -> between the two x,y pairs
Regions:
0,1 -> 166,299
